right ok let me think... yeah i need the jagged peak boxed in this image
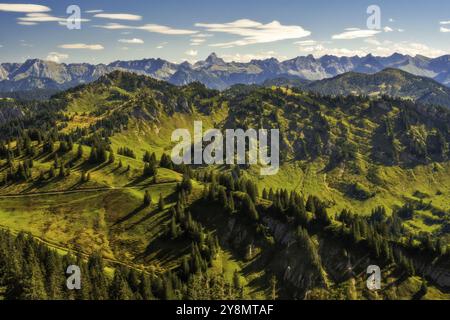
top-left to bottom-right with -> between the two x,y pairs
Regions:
205,52 -> 225,65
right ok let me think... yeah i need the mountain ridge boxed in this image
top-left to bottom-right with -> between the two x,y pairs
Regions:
298,68 -> 450,108
1,53 -> 450,94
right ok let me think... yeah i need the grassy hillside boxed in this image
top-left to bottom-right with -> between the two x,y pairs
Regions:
1,71 -> 450,300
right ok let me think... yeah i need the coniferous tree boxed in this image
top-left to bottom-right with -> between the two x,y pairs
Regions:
109,267 -> 133,300
139,273 -> 154,300
108,150 -> 115,164
158,194 -> 165,211
76,144 -> 83,159
143,190 -> 152,207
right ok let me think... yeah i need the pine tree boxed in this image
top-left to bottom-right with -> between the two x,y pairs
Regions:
139,273 -> 154,300
170,216 -> 179,239
182,256 -> 190,279
227,193 -> 235,214
88,253 -> 109,300
163,276 -> 176,300
127,269 -> 140,293
270,275 -> 278,300
143,190 -> 152,207
158,194 -> 165,211
218,188 -> 228,206
233,270 -> 240,289
419,279 -> 428,297
109,268 -> 133,300
59,165 -> 65,178
108,150 -> 115,164
242,194 -> 259,221
49,166 -> 55,178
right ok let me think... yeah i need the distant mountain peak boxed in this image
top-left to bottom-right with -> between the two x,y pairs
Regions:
205,52 -> 225,65
2,53 -> 450,95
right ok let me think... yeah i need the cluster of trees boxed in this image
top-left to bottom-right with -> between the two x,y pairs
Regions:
295,227 -> 325,284
159,153 -> 194,177
4,159 -> 33,183
0,229 -> 240,300
0,230 -> 160,300
262,188 -> 331,227
335,205 -> 449,277
88,141 -> 109,164
142,150 -> 158,178
117,146 -> 136,159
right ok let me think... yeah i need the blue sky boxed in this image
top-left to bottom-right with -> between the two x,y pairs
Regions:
0,0 -> 449,63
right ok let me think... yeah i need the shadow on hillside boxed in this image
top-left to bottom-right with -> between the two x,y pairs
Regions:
139,232 -> 191,266
126,207 -> 160,230
124,175 -> 155,187
113,203 -> 147,226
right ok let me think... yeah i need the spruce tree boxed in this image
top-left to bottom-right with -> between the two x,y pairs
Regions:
108,150 -> 115,164
144,190 -> 152,207
158,194 -> 165,211
139,273 -> 154,300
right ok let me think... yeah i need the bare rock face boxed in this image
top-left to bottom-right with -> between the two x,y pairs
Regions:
0,65 -> 8,80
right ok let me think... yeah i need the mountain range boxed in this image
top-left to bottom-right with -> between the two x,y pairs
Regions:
272,68 -> 450,108
1,53 -> 450,94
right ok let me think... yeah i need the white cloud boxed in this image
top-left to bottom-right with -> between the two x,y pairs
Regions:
364,38 -> 381,46
332,28 -> 380,40
296,39 -> 445,58
95,23 -> 197,35
221,51 -> 288,63
18,12 -> 89,24
118,38 -> 144,44
156,42 -> 168,49
191,33 -> 213,38
190,38 -> 206,46
195,19 -> 310,48
94,23 -> 128,30
46,52 -> 69,63
85,9 -> 103,13
94,13 -> 142,21
185,49 -> 198,57
59,43 -> 104,50
17,21 -> 37,26
398,29 -> 405,32
18,12 -> 63,22
440,21 -> 450,25
440,26 -> 450,33
389,18 -> 395,22
0,3 -> 50,12
298,44 -> 366,57
139,24 -> 197,35
294,40 -> 317,46
383,26 -> 394,32
367,40 -> 445,57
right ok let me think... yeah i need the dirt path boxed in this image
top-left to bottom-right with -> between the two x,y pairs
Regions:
0,181 -> 177,199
